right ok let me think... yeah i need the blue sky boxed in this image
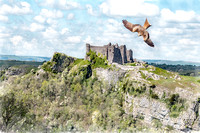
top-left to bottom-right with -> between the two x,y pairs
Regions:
0,0 -> 200,62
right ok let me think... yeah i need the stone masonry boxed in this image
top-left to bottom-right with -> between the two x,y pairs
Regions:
85,43 -> 133,64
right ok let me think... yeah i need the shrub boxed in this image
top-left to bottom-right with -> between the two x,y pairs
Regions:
41,61 -> 55,72
41,52 -> 74,73
0,92 -> 29,131
164,94 -> 185,118
149,88 -> 159,99
86,50 -> 109,69
152,118 -> 162,128
169,94 -> 179,106
120,80 -> 146,96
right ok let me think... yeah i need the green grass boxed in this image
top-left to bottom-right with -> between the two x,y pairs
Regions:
152,67 -> 173,77
126,63 -> 137,66
139,71 -> 147,79
73,58 -> 84,65
148,73 -> 200,91
149,78 -> 179,91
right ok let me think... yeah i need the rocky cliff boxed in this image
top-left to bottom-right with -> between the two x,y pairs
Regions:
0,52 -> 200,132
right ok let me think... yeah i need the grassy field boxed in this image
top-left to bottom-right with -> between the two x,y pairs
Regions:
0,60 -> 43,68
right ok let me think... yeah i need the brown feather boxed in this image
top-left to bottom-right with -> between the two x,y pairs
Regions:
122,20 -> 140,32
143,18 -> 151,29
144,38 -> 154,47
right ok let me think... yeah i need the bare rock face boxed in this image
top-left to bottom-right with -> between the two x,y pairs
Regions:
5,67 -> 25,76
95,68 -> 126,85
124,94 -> 199,131
35,68 -> 48,79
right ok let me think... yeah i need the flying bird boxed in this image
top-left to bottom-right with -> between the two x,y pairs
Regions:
122,18 -> 154,47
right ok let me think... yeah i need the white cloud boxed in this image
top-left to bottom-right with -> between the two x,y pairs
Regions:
59,0 -> 80,9
67,13 -> 74,20
0,26 -> 9,38
60,28 -> 69,35
46,18 -> 58,26
34,15 -> 45,23
163,28 -> 183,34
0,2 -> 32,15
30,23 -> 44,32
10,35 -> 23,46
12,38 -> 46,56
152,28 -> 183,36
161,8 -> 198,22
86,4 -> 95,16
65,36 -> 81,43
178,39 -> 199,45
40,9 -> 63,18
106,19 -> 122,32
83,36 -> 93,44
0,15 -> 8,22
42,27 -> 59,39
39,0 -> 80,10
100,0 -> 159,17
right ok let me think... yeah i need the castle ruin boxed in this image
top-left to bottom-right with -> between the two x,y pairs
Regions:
85,43 -> 133,64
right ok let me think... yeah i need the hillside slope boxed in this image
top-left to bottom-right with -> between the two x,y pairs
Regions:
0,52 -> 200,132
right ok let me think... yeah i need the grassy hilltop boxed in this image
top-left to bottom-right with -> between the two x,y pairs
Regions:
0,52 -> 200,132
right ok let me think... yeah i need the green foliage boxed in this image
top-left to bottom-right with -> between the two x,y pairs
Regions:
152,67 -> 169,77
152,118 -> 162,128
41,61 -> 55,72
42,52 -> 75,73
120,80 -> 146,96
0,62 -> 41,81
139,71 -> 146,79
0,61 -> 150,132
86,50 -> 109,69
0,52 -> 194,132
126,63 -> 136,66
0,60 -> 43,68
166,125 -> 174,131
150,63 -> 200,76
0,92 -> 29,131
73,58 -> 84,66
0,70 -> 6,81
164,94 -> 185,118
149,88 -> 159,99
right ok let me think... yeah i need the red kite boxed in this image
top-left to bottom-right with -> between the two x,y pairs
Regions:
122,18 -> 154,47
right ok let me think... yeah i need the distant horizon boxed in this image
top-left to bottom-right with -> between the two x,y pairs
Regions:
1,54 -> 200,65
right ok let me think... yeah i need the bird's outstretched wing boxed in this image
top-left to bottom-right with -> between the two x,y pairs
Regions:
144,38 -> 154,47
122,20 -> 140,32
142,31 -> 154,47
143,18 -> 151,30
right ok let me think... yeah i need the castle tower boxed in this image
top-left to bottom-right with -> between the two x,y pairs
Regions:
86,43 -> 90,53
127,49 -> 133,63
120,45 -> 127,64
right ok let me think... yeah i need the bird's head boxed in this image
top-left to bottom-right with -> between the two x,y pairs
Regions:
122,20 -> 127,25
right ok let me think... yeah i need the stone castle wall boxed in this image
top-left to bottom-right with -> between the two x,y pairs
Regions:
85,43 -> 133,64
